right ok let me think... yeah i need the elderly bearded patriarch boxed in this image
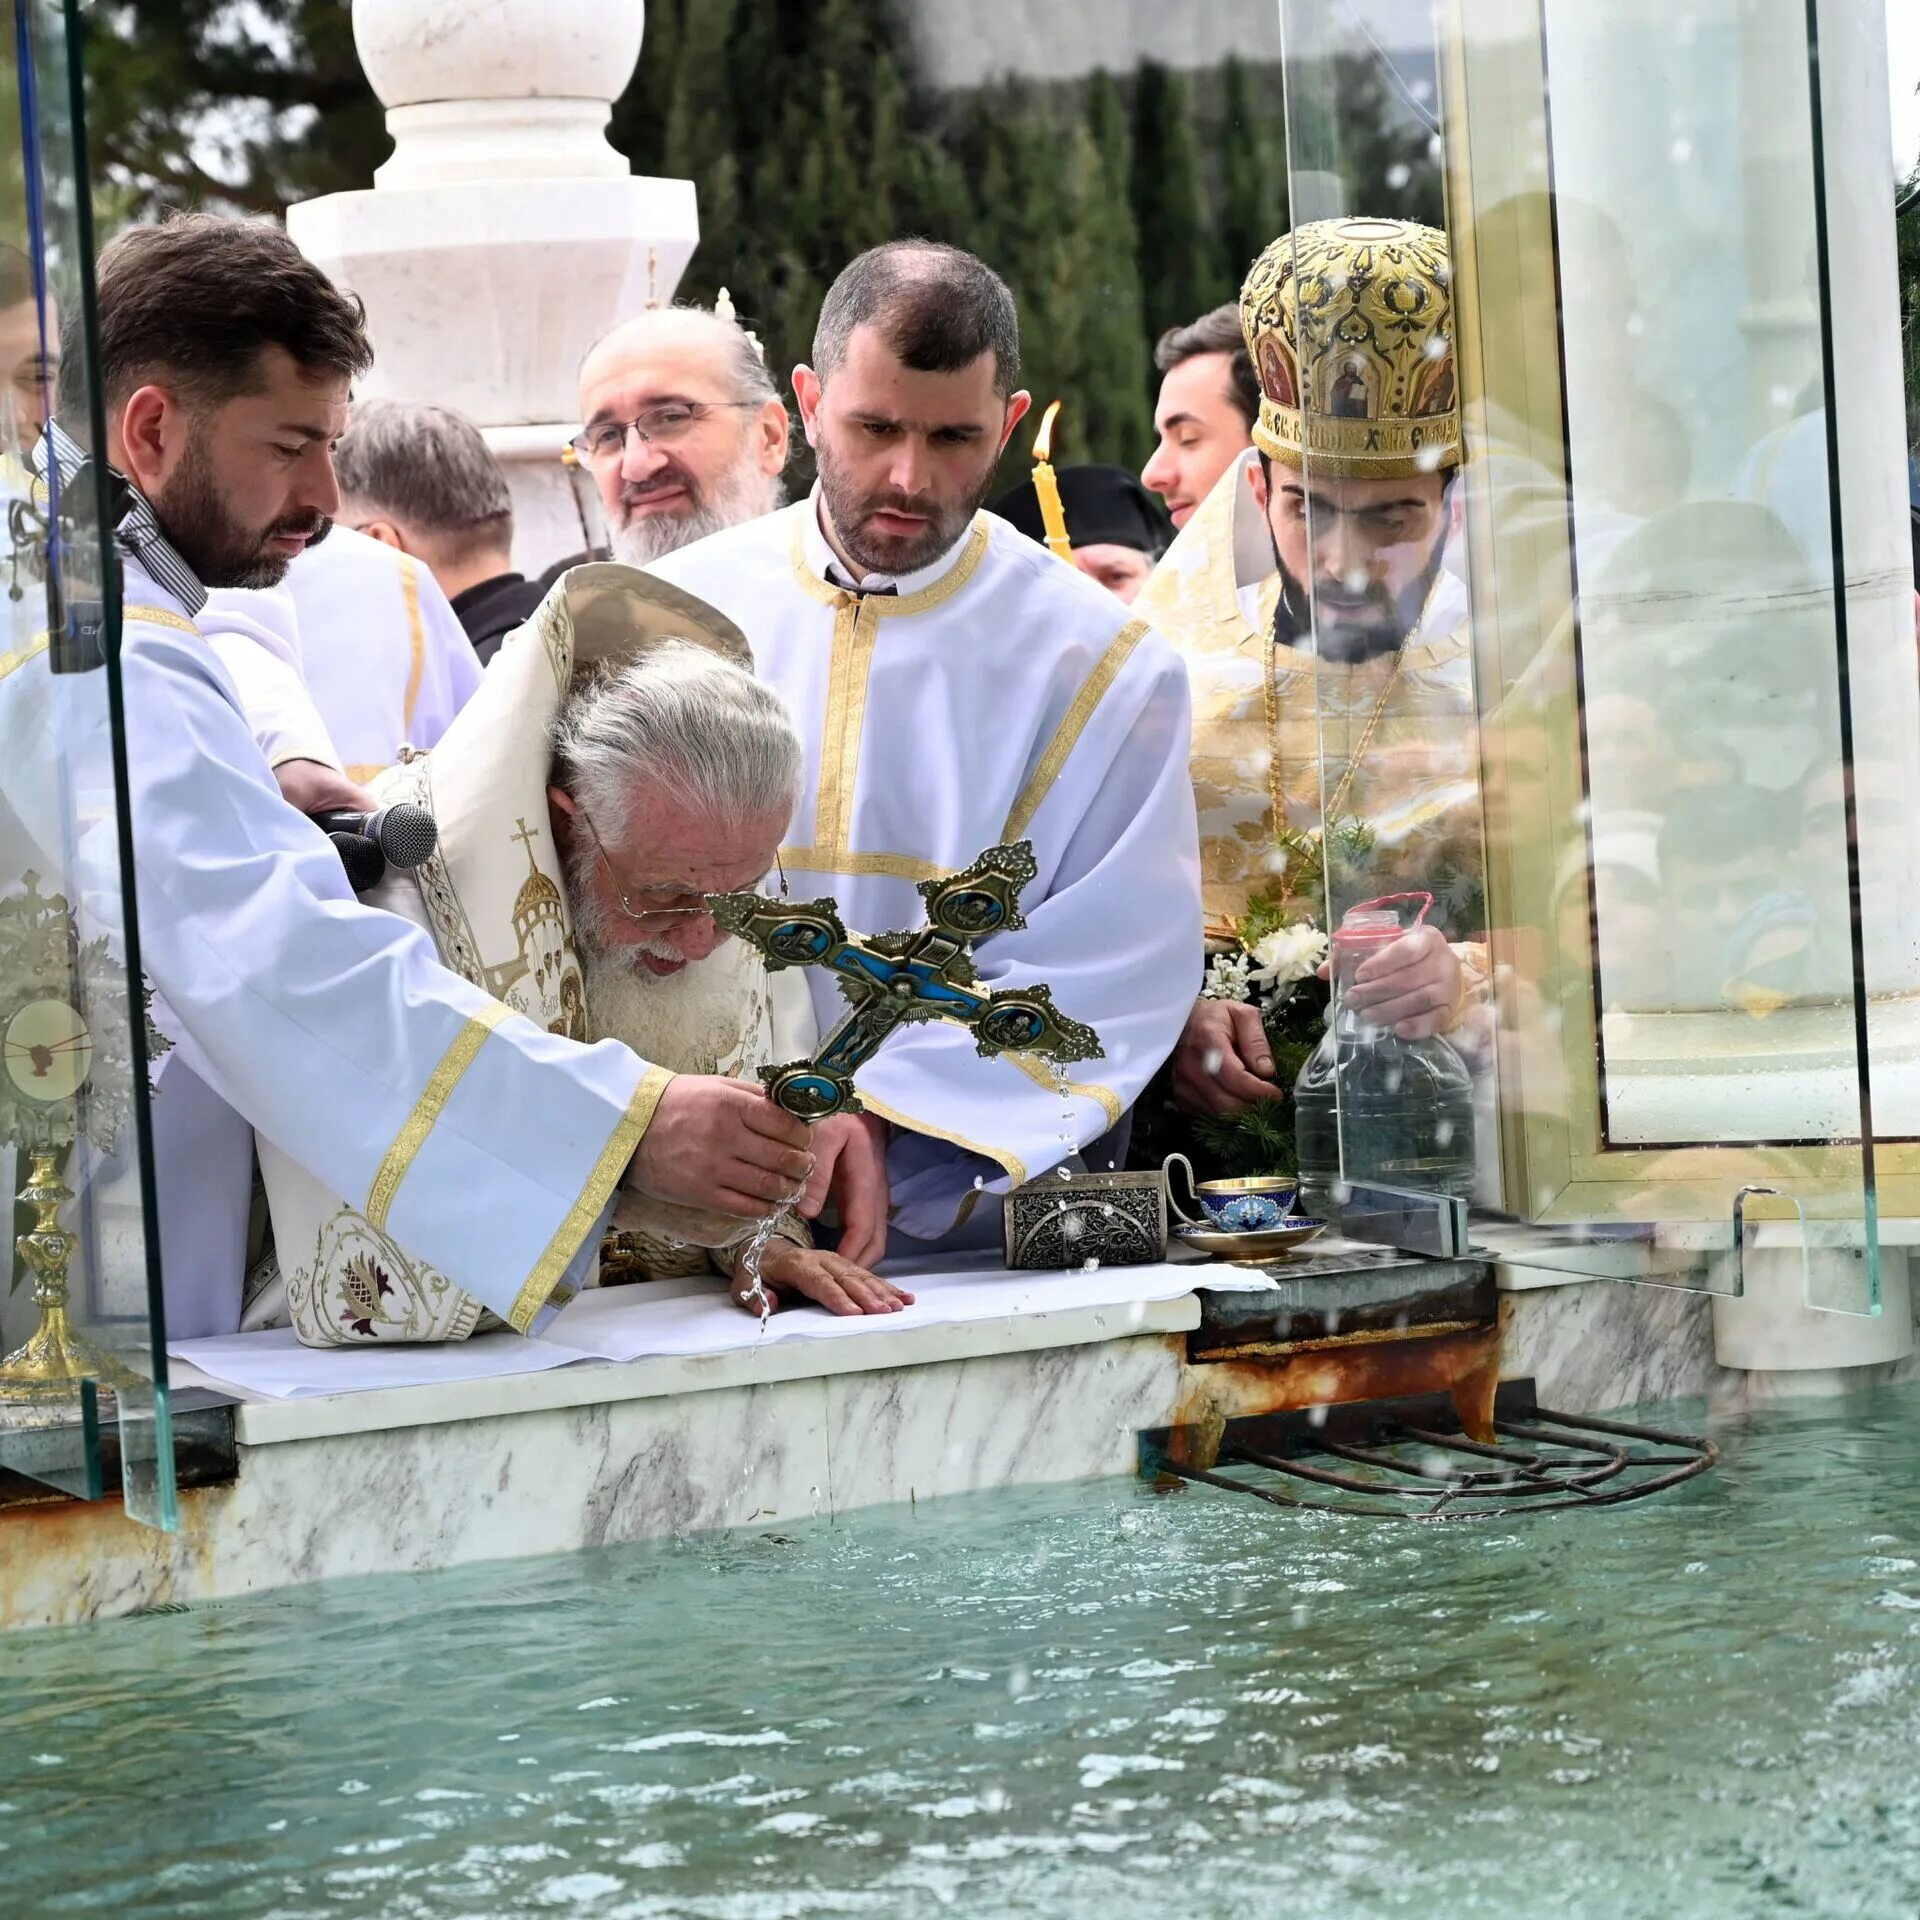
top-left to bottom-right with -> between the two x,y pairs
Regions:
251,566 -> 910,1345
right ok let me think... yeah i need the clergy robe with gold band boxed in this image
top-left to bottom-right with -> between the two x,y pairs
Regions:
645,495 -> 1204,1242
197,588 -> 342,774
253,563 -> 814,1346
1135,449 -> 1486,945
0,550 -> 669,1340
202,525 -> 481,785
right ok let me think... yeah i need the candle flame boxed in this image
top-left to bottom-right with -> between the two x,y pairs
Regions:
1031,399 -> 1063,464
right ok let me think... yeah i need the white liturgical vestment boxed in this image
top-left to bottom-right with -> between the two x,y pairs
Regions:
646,495 -> 1203,1241
0,548 -> 668,1340
201,525 -> 480,781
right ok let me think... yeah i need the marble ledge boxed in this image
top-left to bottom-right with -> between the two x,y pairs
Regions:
183,1295 -> 1204,1451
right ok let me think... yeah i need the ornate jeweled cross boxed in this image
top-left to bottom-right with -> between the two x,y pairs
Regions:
708,840 -> 1102,1120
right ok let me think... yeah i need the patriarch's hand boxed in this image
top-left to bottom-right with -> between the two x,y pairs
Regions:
628,1076 -> 814,1220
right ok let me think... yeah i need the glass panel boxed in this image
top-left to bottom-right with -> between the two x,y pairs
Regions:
0,0 -> 176,1522
1267,0 -> 1898,1315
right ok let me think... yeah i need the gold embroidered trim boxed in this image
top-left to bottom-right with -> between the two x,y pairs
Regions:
508,1063 -> 675,1332
1005,1051 -> 1125,1128
786,511 -> 995,871
777,845 -> 950,883
812,592 -> 874,855
787,507 -> 844,606
858,1089 -> 1027,1188
1001,616 -> 1149,842
366,999 -> 514,1229
870,518 -> 990,617
0,632 -> 50,683
125,604 -> 199,634
396,553 -> 426,731
344,763 -> 389,783
783,509 -> 991,616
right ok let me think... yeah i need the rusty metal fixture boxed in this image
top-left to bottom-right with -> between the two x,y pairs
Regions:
1145,1388 -> 1716,1520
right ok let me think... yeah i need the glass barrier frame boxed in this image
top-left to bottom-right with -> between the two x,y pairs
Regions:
0,0 -> 178,1524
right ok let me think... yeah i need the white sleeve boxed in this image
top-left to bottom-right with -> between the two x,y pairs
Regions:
114,616 -> 671,1332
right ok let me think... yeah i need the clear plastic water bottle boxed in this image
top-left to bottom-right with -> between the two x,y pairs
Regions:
1293,894 -> 1475,1220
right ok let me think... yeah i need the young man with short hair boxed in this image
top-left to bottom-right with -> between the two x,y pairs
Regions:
647,241 -> 1203,1257
1141,303 -> 1259,531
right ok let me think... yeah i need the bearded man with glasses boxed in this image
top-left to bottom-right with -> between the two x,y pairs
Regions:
573,305 -> 792,567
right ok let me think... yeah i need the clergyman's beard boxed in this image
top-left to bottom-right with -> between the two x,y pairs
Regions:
608,447 -> 782,567
560,838 -> 742,1071
815,434 -> 985,576
1274,522 -> 1449,665
154,427 -> 332,589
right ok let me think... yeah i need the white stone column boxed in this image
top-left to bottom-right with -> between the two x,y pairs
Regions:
287,0 -> 698,574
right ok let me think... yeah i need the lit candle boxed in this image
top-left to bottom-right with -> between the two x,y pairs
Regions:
1029,400 -> 1073,563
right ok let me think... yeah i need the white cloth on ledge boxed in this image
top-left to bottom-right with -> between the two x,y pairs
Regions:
168,1255 -> 1272,1400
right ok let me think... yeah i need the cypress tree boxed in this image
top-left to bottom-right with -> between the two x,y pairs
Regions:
1129,61 -> 1220,342
1074,89 -> 1153,469
1218,56 -> 1285,295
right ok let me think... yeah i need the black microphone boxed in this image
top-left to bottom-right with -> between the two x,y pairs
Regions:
328,830 -> 388,894
308,802 -> 438,871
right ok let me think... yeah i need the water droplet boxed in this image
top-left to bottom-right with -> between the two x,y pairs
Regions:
1386,162 -> 1411,190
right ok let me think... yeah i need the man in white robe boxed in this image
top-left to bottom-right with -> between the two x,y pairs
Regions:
255,564 -> 910,1342
197,522 -> 480,817
2,213 -> 813,1341
647,241 -> 1203,1252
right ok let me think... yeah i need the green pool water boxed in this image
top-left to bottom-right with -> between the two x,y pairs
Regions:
5,1388 -> 1920,1919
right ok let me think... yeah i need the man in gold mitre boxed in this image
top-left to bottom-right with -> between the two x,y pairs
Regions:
1137,216 -> 1488,1120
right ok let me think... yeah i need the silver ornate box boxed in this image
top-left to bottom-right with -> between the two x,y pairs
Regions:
1002,1170 -> 1169,1270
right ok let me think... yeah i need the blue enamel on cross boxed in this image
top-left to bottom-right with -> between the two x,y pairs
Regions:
708,840 -> 1103,1120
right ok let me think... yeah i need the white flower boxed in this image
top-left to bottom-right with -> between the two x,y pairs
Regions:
1250,923 -> 1329,992
1201,952 -> 1257,1003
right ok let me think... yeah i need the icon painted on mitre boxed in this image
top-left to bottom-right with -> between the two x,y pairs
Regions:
1329,360 -> 1375,419
1257,336 -> 1296,408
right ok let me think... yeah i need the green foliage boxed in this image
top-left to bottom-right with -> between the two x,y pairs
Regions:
85,2 -> 384,217
1129,62 -> 1223,342
77,0 -> 1446,486
1189,974 -> 1329,1180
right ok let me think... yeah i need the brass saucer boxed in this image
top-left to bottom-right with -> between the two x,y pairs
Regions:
1175,1219 -> 1327,1264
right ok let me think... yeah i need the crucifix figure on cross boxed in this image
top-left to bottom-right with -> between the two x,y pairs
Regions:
708,840 -> 1103,1121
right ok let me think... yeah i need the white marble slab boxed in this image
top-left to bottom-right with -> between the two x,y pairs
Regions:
1498,1280 -> 1727,1411
1,1331 -> 1190,1630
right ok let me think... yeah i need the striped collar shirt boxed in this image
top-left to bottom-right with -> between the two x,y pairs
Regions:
36,420 -> 208,617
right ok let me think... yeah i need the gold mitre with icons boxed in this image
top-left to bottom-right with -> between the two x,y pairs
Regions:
1240,216 -> 1461,480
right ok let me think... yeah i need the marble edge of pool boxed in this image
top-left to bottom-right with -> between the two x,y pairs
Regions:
173,1295 -> 1207,1451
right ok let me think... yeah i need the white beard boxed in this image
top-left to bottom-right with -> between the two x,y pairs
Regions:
578,934 -> 764,1075
608,457 -> 783,568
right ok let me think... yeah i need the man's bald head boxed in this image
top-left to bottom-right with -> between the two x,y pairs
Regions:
575,302 -> 790,566
811,241 -> 1021,399
578,305 -> 779,410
